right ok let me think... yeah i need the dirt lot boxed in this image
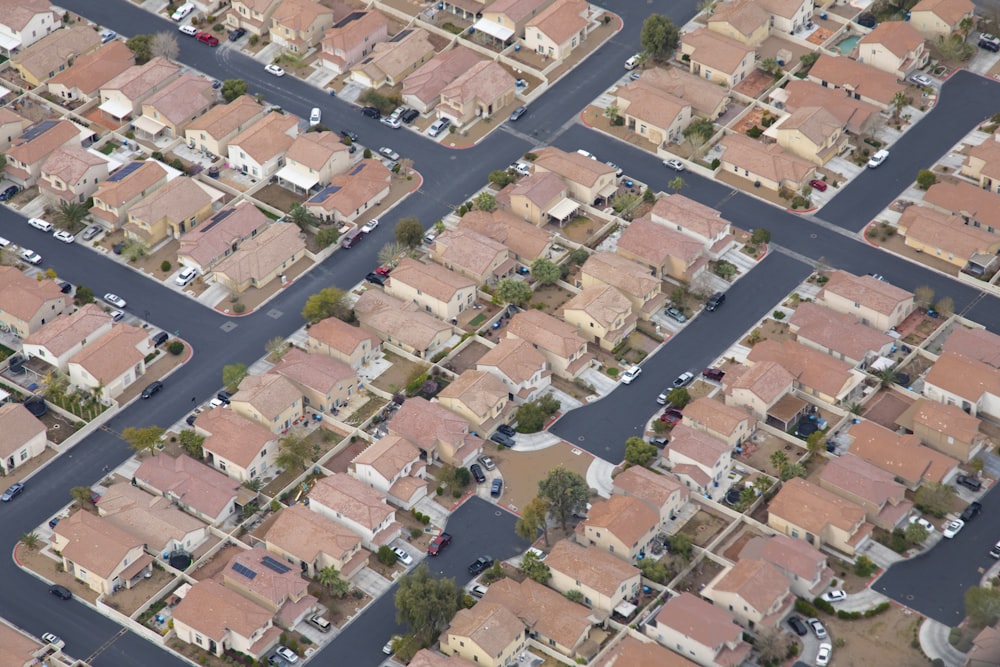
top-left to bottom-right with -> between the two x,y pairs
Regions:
446,340 -> 490,374
371,352 -> 428,394
678,509 -> 730,548
532,283 -> 575,314
821,605 -> 927,666
488,439 -> 593,513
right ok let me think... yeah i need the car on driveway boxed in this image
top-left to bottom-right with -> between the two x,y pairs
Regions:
656,388 -> 672,405
809,178 -> 828,192
621,365 -> 642,384
980,32 -> 1000,51
382,636 -> 401,655
53,230 -> 75,243
82,224 -> 103,240
175,266 -> 198,286
787,615 -> 808,636
361,219 -> 379,233
490,430 -> 516,447
380,115 -> 401,128
274,645 -> 298,663
478,455 -> 496,471
909,73 -> 932,87
179,25 -> 198,36
961,501 -> 982,521
470,463 -> 486,483
491,477 -> 503,497
1,482 -> 24,502
427,532 -> 452,556
909,515 -> 935,533
664,306 -> 687,323
663,158 -> 685,171
392,546 -> 413,566
109,309 -> 124,322
957,475 -> 982,491
20,249 -> 42,264
379,147 -> 400,161
339,129 -> 359,142
702,367 -> 725,381
867,149 -> 889,168
816,642 -> 832,667
264,64 -> 285,77
0,185 -> 19,201
807,617 -> 827,639
400,108 -> 420,124
821,589 -> 846,603
428,118 -> 450,137
660,408 -> 683,425
943,519 -> 965,538
364,272 -> 387,286
509,106 -> 527,121
104,293 -> 127,308
468,555 -> 494,575
49,584 -> 72,600
496,423 -> 516,438
41,632 -> 63,646
469,584 -> 487,598
229,27 -> 247,41
673,371 -> 694,388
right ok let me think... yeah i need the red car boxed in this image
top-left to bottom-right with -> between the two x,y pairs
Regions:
702,367 -> 725,381
809,178 -> 827,192
196,32 -> 220,47
375,266 -> 391,277
660,408 -> 683,426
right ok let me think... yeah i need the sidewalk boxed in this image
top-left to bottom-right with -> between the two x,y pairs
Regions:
512,431 -> 562,452
919,618 -> 967,667
585,457 -> 615,499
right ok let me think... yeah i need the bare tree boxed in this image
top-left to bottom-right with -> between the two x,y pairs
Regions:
150,32 -> 179,60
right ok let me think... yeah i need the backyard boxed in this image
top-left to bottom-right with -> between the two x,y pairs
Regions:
677,509 -> 729,548
370,351 -> 428,394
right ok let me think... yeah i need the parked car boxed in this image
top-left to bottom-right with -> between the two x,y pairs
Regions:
867,149 -> 889,168
656,389 -> 672,405
427,532 -> 452,556
392,547 -> 413,566
364,272 -> 387,286
58,281 -> 72,294
909,515 -> 935,533
980,33 -> 1000,51
663,158 -> 685,171
309,107 -> 321,127
361,106 -> 381,119
673,371 -> 694,388
660,408 -> 683,426
605,161 -> 623,177
957,475 -> 982,492
82,225 -> 103,240
141,380 -> 164,399
621,365 -> 642,384
53,230 -> 75,243
339,129 -> 359,142
49,584 -> 72,600
109,309 -> 124,322
28,217 -> 53,231
809,178 -> 828,192
382,636 -> 401,655
664,306 -> 687,323
179,25 -> 198,36
400,108 -> 420,124
991,540 -> 1000,559
509,106 -> 527,121
195,32 -> 220,47
1,482 -> 24,502
816,642 -> 832,667
649,436 -> 669,448
478,455 -> 496,471
264,64 -> 285,77
217,391 -> 232,404
100,30 -> 117,43
943,519 -> 965,539
361,219 -> 379,233
490,431 -> 515,448
19,249 -> 42,265
787,615 -> 808,636
705,291 -> 726,311
104,293 -> 127,308
821,590 -> 846,603
469,584 -> 488,598
151,331 -> 169,347
576,149 -> 596,160
428,118 -> 450,137
909,73 -> 933,87
228,27 -> 247,41
467,555 -> 494,575
961,501 -> 982,521
0,185 -> 19,201
807,617 -> 827,639
171,2 -> 194,21
379,147 -> 400,161
496,424 -> 516,438
41,632 -> 62,646
490,477 -> 503,497
702,367 -> 725,381
175,266 -> 198,286
380,115 -> 401,129
470,463 -> 486,483
307,614 -> 331,632
274,645 -> 298,663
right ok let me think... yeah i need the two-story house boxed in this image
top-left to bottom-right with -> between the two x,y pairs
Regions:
0,0 -> 60,55
532,146 -> 619,205
681,397 -> 756,448
818,453 -> 913,530
717,132 -> 815,193
271,347 -> 358,414
897,396 -> 987,462
739,534 -> 834,600
306,316 -> 381,370
545,540 -> 641,613
22,303 -> 112,372
680,27 -> 755,87
441,603 -> 526,667
661,424 -> 733,498
616,215 -> 708,283
67,323 -> 152,401
430,228 -> 514,286
580,251 -> 666,320
231,372 -> 304,434
50,510 -> 151,596
437,60 -> 516,127
788,302 -> 895,368
816,270 -> 915,330
227,112 -> 299,180
276,131 -> 351,194
226,0 -> 284,37
856,20 -> 928,79
524,0 -> 594,61
177,200 -> 271,275
185,95 -> 267,158
644,592 -> 751,667
90,160 -> 169,228
647,194 -> 735,258
768,477 -> 871,556
389,396 -> 483,468
0,107 -> 30,153
308,473 -> 401,549
773,105 -> 848,166
476,337 -> 551,403
319,11 -> 389,74
614,78 -> 692,147
437,369 -> 509,427
0,402 -> 47,476
702,559 -> 794,630
459,209 -> 554,264
47,40 -> 134,104
172,579 -> 275,659
353,290 -> 453,359
747,338 -> 865,405
124,175 -> 216,244
11,24 -> 98,87
304,159 -> 391,224
909,0 -> 975,39
505,309 -> 593,379
264,504 -> 366,579
38,145 -> 108,205
611,465 -> 689,525
349,28 -> 435,90
499,170 -> 572,226
580,495 -> 660,562
134,453 -> 242,526
220,546 -> 316,623
385,258 -> 478,321
196,408 -> 279,483
707,0 -> 770,47
846,419 -> 960,489
402,47 -> 485,114
562,284 -> 637,351
479,0 -> 556,40
351,434 -> 427,509
210,222 -> 306,294
723,360 -> 798,428
807,54 -> 906,111
269,0 -> 335,52
98,57 -> 181,122
0,267 -> 66,337
5,119 -> 82,188
135,73 -> 215,140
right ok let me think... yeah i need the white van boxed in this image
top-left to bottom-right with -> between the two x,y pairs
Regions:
28,217 -> 53,232
624,54 -> 640,70
171,2 -> 195,21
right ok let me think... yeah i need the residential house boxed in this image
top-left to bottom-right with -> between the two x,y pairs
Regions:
306,316 -> 381,370
965,624 -> 1000,667
135,73 -> 216,140
480,0 -> 557,40
717,132 -> 815,192
702,559 -> 794,630
636,66 -> 731,120
430,228 -> 514,285
0,620 -> 46,666
680,28 -> 755,87
185,95 -> 267,158
227,112 -> 299,180
353,290 -> 453,359
616,215 -> 708,283
681,397 -> 756,448
437,369 -> 509,426
38,145 -> 108,205
611,465 -> 689,525
90,160 -> 169,228
747,338 -> 865,405
349,28 -> 436,90
459,209 -> 553,263
846,419 -> 961,488
662,424 -> 733,497
580,495 -> 660,562
271,347 -> 358,414
0,108 -> 29,154
409,650 -> 473,667
532,146 -> 619,205
269,0 -> 335,53
942,326 -> 1000,367
308,473 -> 401,549
47,40 -> 134,103
807,54 -> 907,111
773,105 -> 849,166
124,175 -> 216,244
648,194 -> 735,257
67,323 -> 152,401
524,0 -> 594,61
476,337 -> 551,402
11,24 -> 99,87
707,0 -> 771,47
221,546 -> 316,627
0,267 -> 66,337
437,60 -> 517,127
197,408 -> 279,483
545,540 -> 641,613
402,47 -> 486,114
0,403 -> 46,476
580,251 -> 666,320
389,396 -> 483,467
276,131 -> 351,194
319,11 -> 389,74
499,170 -> 572,226
22,303 -> 112,372
605,635 -> 701,667
817,270 -> 915,330
759,0 -> 814,34
177,200 -> 271,274
264,504 -> 366,579
961,131 -> 1000,193
562,285 -> 637,350
788,302 -> 895,367
212,222 -> 306,294
50,510 -> 151,596
226,0 -> 284,37
231,372 -> 304,434
644,592 -> 751,667
897,397 -> 986,462
924,181 -> 1000,238
385,258 -> 478,321
172,579 -> 276,659
0,0 -> 60,55
133,453 -> 243,526
909,0 -> 975,39
768,477 -> 871,555
923,351 -> 1000,420
97,483 -> 209,559
900,205 -> 1000,274
441,602 -> 526,667
98,57 -> 181,122
723,360 -> 799,428
739,534 -> 834,599
856,20 -> 928,78
5,119 -> 82,188
505,309 -> 593,379
777,79 -> 881,137
818,453 -> 913,530
304,159 -> 391,224
614,78 -> 692,147
351,434 -> 427,508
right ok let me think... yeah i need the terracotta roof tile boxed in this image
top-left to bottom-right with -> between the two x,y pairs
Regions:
545,540 -> 639,597
309,473 -> 393,531
446,602 -> 524,656
654,591 -> 744,649
197,408 -> 276,468
768,477 -> 867,534
476,337 -> 548,385
847,419 -> 959,484
582,252 -> 660,300
67,323 -> 147,385
481,578 -> 592,650
719,132 -> 815,185
352,434 -> 420,481
265,504 -> 361,564
212,222 -> 305,286
681,27 -> 754,73
459,209 -> 553,261
0,403 -> 45,460
134,453 -> 240,521
0,266 -> 65,321
506,309 -> 588,359
820,270 -> 914,317
533,146 -> 617,188
172,579 -> 272,641
387,258 -> 476,304
682,397 -> 756,437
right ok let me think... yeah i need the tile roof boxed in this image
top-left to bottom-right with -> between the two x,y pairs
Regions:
265,504 -> 362,563
711,559 -> 790,612
68,323 -> 147,385
649,193 -> 731,241
409,650 -> 471,667
54,510 -> 142,578
964,136 -> 1000,182
859,20 -> 925,58
92,161 -> 167,208
820,270 -> 914,317
584,495 -> 659,547
98,483 -> 205,548
758,0 -> 808,18
355,28 -> 435,84
768,477 -> 867,534
186,95 -> 266,141
172,579 -> 272,641
612,465 -> 686,509
128,176 -> 213,227
432,227 -> 508,277
904,398 -> 982,444
719,132 -> 814,185
446,602 -> 524,656
388,258 -> 476,304
923,180 -> 1000,231
504,170 -> 566,208
847,419 -> 958,484
488,0 -> 554,23
533,146 -> 617,188
438,369 -> 508,420
747,338 -> 857,398
545,540 -> 639,597
271,347 -> 356,394
403,47 -> 485,105
222,545 -> 309,606
506,309 -> 587,359
232,372 -> 302,422
481,578 -> 591,650
142,73 -> 215,125
911,0 -> 975,24
307,317 -> 379,357
12,24 -> 100,81
808,54 -> 905,107
460,209 -> 552,260
48,40 -> 134,97
942,327 -> 1000,368
708,0 -> 769,37
0,0 -> 56,32
306,158 -> 391,215
900,205 -> 1000,261
563,284 -> 632,330
229,112 -> 298,164
682,397 -> 755,437
440,60 -> 515,106
819,452 -> 906,506
582,252 -> 660,300
526,0 -> 589,44
24,304 -> 111,356
101,56 -> 179,100
354,290 -> 451,351
782,79 -> 880,135
212,222 -> 305,286
926,350 -> 1000,405
197,407 -> 276,468
352,434 -> 420,481
789,302 -> 894,361
389,396 -> 474,453
638,66 -> 731,118
0,266 -> 64,321
271,0 -> 333,30
134,453 -> 241,520
777,105 -> 843,145
476,337 -> 548,384
724,360 -> 793,404
285,131 -> 348,171
41,145 -> 107,185
739,533 -> 827,583
603,635 -> 701,667
681,27 -> 754,73
666,424 -> 731,468
0,620 -> 41,667
617,215 -> 705,267
0,402 -> 45,459
309,473 -> 393,531
321,11 -> 389,70
654,591 -> 744,649
8,119 -> 80,166
178,200 -> 270,269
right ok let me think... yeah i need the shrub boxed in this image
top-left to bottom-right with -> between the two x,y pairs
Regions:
167,341 -> 184,355
746,125 -> 763,138
794,599 -> 817,616
233,302 -> 246,313
160,260 -> 171,272
837,609 -> 862,620
606,367 -> 619,377
773,310 -> 786,320
436,486 -> 444,496
710,158 -> 721,169
410,527 -> 422,538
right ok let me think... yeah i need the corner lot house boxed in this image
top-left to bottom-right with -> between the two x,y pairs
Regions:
817,270 -> 915,330
67,323 -> 153,401
545,540 -> 641,613
616,215 -> 708,283
909,0 -> 975,39
177,200 -> 271,275
897,397 -> 987,461
308,473 -> 401,549
5,119 -> 83,189
437,60 -> 517,127
524,0 -> 594,61
505,309 -> 593,379
304,159 -> 391,224
196,408 -> 279,483
0,403 -> 46,475
644,592 -> 751,667
614,78 -> 692,147
402,47 -> 486,114
306,316 -> 381,370
319,11 -> 389,74
856,20 -> 928,79
897,205 -> 1000,272
276,131 -> 351,194
172,579 -> 275,659
717,132 -> 815,193
211,222 -> 306,294
124,175 -> 216,244
50,510 -> 151,596
532,146 -> 619,205
846,418 -> 960,488
679,28 -> 755,87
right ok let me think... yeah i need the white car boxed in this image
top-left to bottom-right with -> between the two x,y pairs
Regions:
28,217 -> 53,232
621,365 -> 642,384
380,116 -> 401,129
943,519 -> 965,539
576,149 -> 597,160
379,147 -> 400,161
807,617 -> 827,639
469,584 -> 488,598
109,309 -> 125,322
179,25 -> 198,37
605,161 -> 623,177
264,63 -> 286,77
909,515 -> 935,533
909,73 -> 933,87
816,642 -> 832,667
821,589 -> 847,603
511,162 -> 531,176
41,632 -> 62,646
274,645 -> 298,663
867,149 -> 889,168
382,635 -> 401,655
171,2 -> 194,21
663,159 -> 685,171
100,30 -> 117,44
309,107 -> 321,127
20,248 -> 42,264
361,219 -> 379,233
392,547 -> 413,566
175,267 -> 198,286
104,293 -> 127,308
53,230 -> 75,243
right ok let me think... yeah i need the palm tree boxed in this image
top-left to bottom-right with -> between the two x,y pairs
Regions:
70,485 -> 94,507
872,366 -> 897,388
890,91 -> 909,120
20,532 -> 40,550
315,565 -> 350,597
669,176 -> 686,193
54,201 -> 90,230
287,203 -> 318,230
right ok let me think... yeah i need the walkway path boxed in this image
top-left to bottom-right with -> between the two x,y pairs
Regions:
919,618 -> 967,667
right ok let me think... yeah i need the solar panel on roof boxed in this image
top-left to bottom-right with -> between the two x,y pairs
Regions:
333,11 -> 365,28
308,185 -> 341,203
18,120 -> 58,143
349,163 -> 366,176
232,562 -> 257,579
261,556 -> 291,574
108,162 -> 143,182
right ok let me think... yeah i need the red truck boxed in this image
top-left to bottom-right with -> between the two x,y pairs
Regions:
428,532 -> 452,556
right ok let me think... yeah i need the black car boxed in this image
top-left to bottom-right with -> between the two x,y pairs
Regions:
400,108 -> 419,124
185,414 -> 197,426
496,424 -> 516,438
49,585 -> 72,600
509,106 -> 527,121
490,431 -> 515,448
141,380 -> 164,399
650,436 -> 669,448
340,129 -> 359,142
217,390 -> 232,404
470,463 -> 486,483
361,106 -> 381,119
856,12 -> 877,28
112,241 -> 125,255
705,291 -> 726,311
151,331 -> 169,347
228,27 -> 246,41
787,615 -> 808,636
0,185 -> 18,201
961,501 -> 982,521
957,475 -> 982,492
365,272 -> 387,286
58,281 -> 72,294
467,555 -> 494,575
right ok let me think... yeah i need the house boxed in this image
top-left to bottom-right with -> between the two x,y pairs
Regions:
430,228 -> 514,285
276,131 -> 351,194
644,592 -> 751,667
476,337 -> 551,402
11,24 -> 99,87
0,267 -> 66,337
133,453 -> 243,526
221,546 -> 316,625
788,302 -> 895,367
605,635 -> 701,667
778,79 -> 881,137
717,132 -> 815,192
506,309 -> 593,379
635,66 -> 731,120
846,419 -> 961,488
22,303 -> 112,372
402,47 -> 486,114
739,534 -> 834,599
545,540 -> 641,613
580,252 -> 666,320
320,11 -> 389,74
768,477 -> 871,556
351,434 -> 427,508
264,504 -> 366,579
47,40 -> 134,103
271,347 -> 358,414
124,176 -> 216,244
349,28 -> 436,89
306,317 -> 381,370
172,579 -> 276,659
177,200 -> 271,274
437,370 -> 509,426
499,170 -> 572,226
818,453 -> 913,530
681,397 -> 756,448
614,78 -> 692,147
524,0 -> 594,61
90,160 -> 170,227
0,403 -> 46,476
269,0 -> 336,53
98,57 -> 181,122
227,112 -> 299,180
701,559 -> 794,630
226,0 -> 284,37
611,465 -> 689,525
942,327 -> 1000,368
897,398 -> 987,462
616,215 -> 708,283
211,222 -> 306,294
437,60 -> 517,127
353,290 -> 453,359
409,650 -> 473,667
923,351 -> 1000,420
924,181 -> 1000,238
304,159 -> 391,224
5,119 -> 82,188
441,602 -> 526,667
532,146 -> 619,205
908,0 -> 975,39
135,73 -> 216,140
389,396 -> 483,467
961,131 -> 1000,193
707,0 -> 770,47
67,324 -> 152,401
817,270 -> 915,330
38,145 -> 108,205
185,95 -> 267,158
856,21 -> 928,78
747,339 -> 865,405
196,408 -> 279,483
679,28 -> 755,87
648,194 -> 735,255
662,424 -> 733,497
459,209 -> 554,263
0,108 -> 29,154
965,624 -> 1000,667
562,285 -> 637,351
231,372 -> 304,434
385,258 -> 478,321
773,105 -> 849,166
759,0 -> 814,34
723,360 -> 798,426
807,54 -> 907,110
580,495 -> 659,562
97,484 -> 209,559
50,510 -> 151,596
0,620 -> 46,666
480,0 -> 557,40
0,0 -> 60,55
308,473 -> 401,549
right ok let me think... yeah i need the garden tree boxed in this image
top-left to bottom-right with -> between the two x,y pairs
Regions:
667,534 -> 693,561
966,586 -> 1000,627
315,565 -> 350,598
758,57 -> 781,75
474,191 -> 497,212
122,425 -> 164,456
316,226 -> 340,248
937,34 -> 974,61
668,176 -> 686,193
242,478 -> 263,492
755,627 -> 793,665
565,589 -> 584,603
624,436 -> 658,467
491,277 -> 532,306
904,521 -> 928,546
538,467 -> 589,532
287,203 -> 318,230
914,285 -> 935,309
568,248 -> 589,265
872,366 -> 898,389
519,550 -> 551,583
178,429 -> 205,459
751,228 -> 771,245
453,466 -> 471,487
712,260 -> 737,279
769,450 -> 788,471
394,563 -> 462,645
914,482 -> 954,517
482,560 -> 505,584
121,239 -> 149,262
222,363 -> 248,391
301,286 -> 352,323
265,336 -> 290,361
612,192 -> 641,217
682,117 -> 715,152
854,555 -> 877,577
603,104 -> 620,122
530,258 -> 561,285
537,394 -> 560,416
935,296 -> 955,317
54,201 -> 90,229
150,31 -> 179,60
737,486 -> 758,509
220,79 -> 249,103
890,91 -> 910,119
395,217 -> 424,247
670,285 -> 689,310
377,545 -> 398,565
642,188 -> 656,204
805,430 -> 825,455
20,532 -> 39,550
515,497 -> 550,546
488,169 -> 515,188
780,462 -> 806,481
514,401 -> 546,432
126,34 -> 153,63
378,242 -> 407,267
363,147 -> 373,159
70,486 -> 94,507
666,387 -> 690,408
276,433 -> 313,471
638,558 -> 672,584
916,169 -> 937,190
800,52 -> 819,68
640,14 -> 680,60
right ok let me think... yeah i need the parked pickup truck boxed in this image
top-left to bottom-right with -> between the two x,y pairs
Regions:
428,532 -> 452,556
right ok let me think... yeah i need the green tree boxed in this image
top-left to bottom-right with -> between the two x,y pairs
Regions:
514,401 -> 546,432
222,363 -> 248,392
712,260 -> 737,279
287,203 -> 318,230
568,248 -> 589,265
363,147 -> 373,159
538,467 -> 589,532
537,394 -> 560,416
565,589 -> 584,603
683,117 -> 715,151
669,176 -> 686,193
519,550 -> 550,583
872,366 -> 898,389
70,486 -> 94,507
74,285 -> 95,305
769,450 -> 788,471
394,563 -> 462,645
667,534 -> 693,561
315,226 -> 340,248
914,482 -> 954,518
806,430 -> 825,455
737,486 -> 758,510
515,497 -> 549,546
394,217 -> 424,247
759,57 -> 781,75
916,169 -> 937,190
966,586 -> 1000,627
475,191 -> 497,212
489,170 -> 516,187
624,436 -> 658,467
491,278 -> 532,306
530,258 -> 561,285
315,565 -> 350,598
751,228 -> 771,245
302,286 -> 351,323
265,336 -> 290,361
121,239 -> 149,262
604,104 -> 620,122
640,14 -> 680,60
666,387 -> 690,408
800,52 -> 818,68
780,462 -> 806,481
54,201 -> 90,229
854,555 -> 877,577
638,558 -> 673,584
122,425 -> 164,456
276,433 -> 313,471
126,34 -> 152,64
220,79 -> 249,103
755,628 -> 793,665
891,91 -> 910,119
20,532 -> 39,551
377,545 -> 397,565
178,429 -> 205,459
904,521 -> 928,545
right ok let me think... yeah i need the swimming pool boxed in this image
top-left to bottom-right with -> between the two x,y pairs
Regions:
835,35 -> 860,55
